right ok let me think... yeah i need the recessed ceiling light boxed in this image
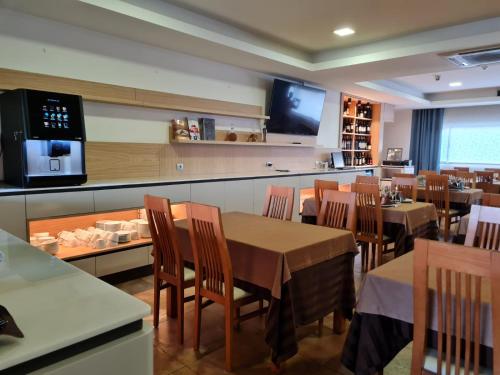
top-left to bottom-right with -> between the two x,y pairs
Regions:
449,81 -> 463,87
333,27 -> 355,37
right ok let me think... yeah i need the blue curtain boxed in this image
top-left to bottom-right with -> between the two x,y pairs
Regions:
409,108 -> 445,173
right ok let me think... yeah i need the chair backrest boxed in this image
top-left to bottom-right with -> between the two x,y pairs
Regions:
425,175 -> 450,215
393,173 -> 416,178
317,190 -> 356,234
456,171 -> 477,188
440,169 -> 457,177
412,239 -> 500,375
391,176 -> 418,201
262,185 -> 295,221
355,175 -> 380,185
186,202 -> 233,302
483,193 -> 500,208
476,171 -> 494,183
454,166 -> 470,172
419,170 -> 437,177
485,168 -> 500,179
314,179 -> 339,216
352,183 -> 383,239
465,205 -> 500,251
144,195 -> 183,280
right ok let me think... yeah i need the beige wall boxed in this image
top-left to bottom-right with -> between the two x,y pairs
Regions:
0,9 -> 345,180
382,109 -> 412,161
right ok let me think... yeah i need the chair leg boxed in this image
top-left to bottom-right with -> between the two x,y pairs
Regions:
444,216 -> 450,242
361,243 -> 367,273
225,302 -> 234,372
167,285 -> 178,318
235,306 -> 241,330
318,317 -> 324,337
376,242 -> 383,268
177,285 -> 184,345
193,293 -> 202,352
153,278 -> 161,328
333,310 -> 346,334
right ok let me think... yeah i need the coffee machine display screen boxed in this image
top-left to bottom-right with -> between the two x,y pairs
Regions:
25,90 -> 85,141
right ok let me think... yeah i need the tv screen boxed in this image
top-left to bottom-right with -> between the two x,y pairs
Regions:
267,79 -> 326,136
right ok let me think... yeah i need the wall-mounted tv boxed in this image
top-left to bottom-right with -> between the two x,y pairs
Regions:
267,79 -> 326,136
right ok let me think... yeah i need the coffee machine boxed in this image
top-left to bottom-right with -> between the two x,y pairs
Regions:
0,89 -> 87,187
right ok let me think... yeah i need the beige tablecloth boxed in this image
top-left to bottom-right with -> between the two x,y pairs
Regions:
357,252 -> 493,347
301,198 -> 437,235
175,212 -> 357,299
417,187 -> 483,205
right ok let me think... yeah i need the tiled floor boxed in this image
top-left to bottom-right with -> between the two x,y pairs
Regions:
116,251 -> 414,374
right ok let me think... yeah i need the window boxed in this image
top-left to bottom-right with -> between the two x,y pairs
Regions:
440,107 -> 500,165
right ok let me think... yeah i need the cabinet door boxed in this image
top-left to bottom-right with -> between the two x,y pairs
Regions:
253,176 -> 301,220
69,258 -> 96,276
0,195 -> 27,239
95,247 -> 150,277
26,191 -> 94,219
94,184 -> 190,211
190,181 -> 225,210
224,180 -> 253,213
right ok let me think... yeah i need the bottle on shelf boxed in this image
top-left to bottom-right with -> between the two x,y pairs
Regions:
366,122 -> 371,133
366,102 -> 372,119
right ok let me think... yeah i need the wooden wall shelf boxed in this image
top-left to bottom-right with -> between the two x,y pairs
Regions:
0,68 -> 269,120
171,139 -> 316,148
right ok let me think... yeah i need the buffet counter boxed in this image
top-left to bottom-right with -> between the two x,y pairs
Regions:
0,230 -> 152,374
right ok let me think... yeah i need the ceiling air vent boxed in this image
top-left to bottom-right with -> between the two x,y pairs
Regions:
446,47 -> 500,67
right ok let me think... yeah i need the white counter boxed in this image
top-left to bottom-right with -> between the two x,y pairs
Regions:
0,230 -> 151,372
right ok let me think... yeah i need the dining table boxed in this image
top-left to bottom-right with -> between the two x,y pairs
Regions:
416,186 -> 483,207
173,212 -> 359,365
301,197 -> 438,256
341,251 -> 493,375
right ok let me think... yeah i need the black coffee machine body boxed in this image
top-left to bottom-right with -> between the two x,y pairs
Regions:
0,89 -> 87,187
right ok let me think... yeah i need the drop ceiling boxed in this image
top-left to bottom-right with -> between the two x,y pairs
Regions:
2,0 -> 500,108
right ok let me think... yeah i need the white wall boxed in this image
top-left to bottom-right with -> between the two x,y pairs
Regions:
382,109 -> 412,160
0,8 -> 341,149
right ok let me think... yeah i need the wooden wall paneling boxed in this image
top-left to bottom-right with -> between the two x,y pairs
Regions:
371,104 -> 381,166
135,88 -> 264,118
85,142 -> 163,180
0,68 -> 267,119
0,68 -> 136,102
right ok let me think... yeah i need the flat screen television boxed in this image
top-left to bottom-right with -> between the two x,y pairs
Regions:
267,79 -> 326,136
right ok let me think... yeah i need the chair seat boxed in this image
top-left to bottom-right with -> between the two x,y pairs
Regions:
436,208 -> 460,217
203,281 -> 252,301
423,349 -> 492,375
184,267 -> 195,281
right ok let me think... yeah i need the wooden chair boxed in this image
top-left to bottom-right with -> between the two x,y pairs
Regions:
314,179 -> 339,217
187,203 -> 262,372
454,166 -> 470,172
391,176 -> 418,201
144,195 -> 195,344
465,205 -> 500,251
317,190 -> 356,234
440,169 -> 457,177
476,171 -> 495,193
355,175 -> 380,185
352,183 -> 393,272
262,185 -> 295,221
418,170 -> 437,177
412,238 -> 500,375
394,173 -> 416,178
483,193 -> 500,208
485,168 -> 500,179
477,171 -> 494,183
456,171 -> 477,188
425,175 -> 461,242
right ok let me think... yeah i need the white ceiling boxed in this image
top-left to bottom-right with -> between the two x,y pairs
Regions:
394,63 -> 500,93
165,0 -> 500,53
2,0 -> 500,108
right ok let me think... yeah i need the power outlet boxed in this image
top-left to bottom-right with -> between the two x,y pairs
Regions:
265,161 -> 273,167
176,162 -> 184,171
